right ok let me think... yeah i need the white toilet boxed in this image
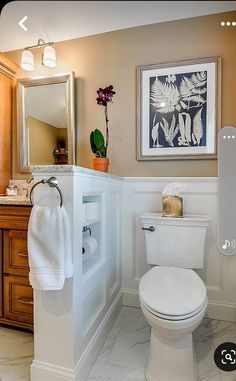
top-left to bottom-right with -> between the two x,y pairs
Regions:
139,213 -> 210,381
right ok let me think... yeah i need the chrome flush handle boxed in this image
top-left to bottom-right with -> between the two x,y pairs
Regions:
142,226 -> 155,232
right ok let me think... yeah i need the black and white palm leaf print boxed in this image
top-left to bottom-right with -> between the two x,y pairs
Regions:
149,71 -> 207,149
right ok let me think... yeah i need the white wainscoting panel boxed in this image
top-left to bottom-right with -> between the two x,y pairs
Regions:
121,177 -> 236,322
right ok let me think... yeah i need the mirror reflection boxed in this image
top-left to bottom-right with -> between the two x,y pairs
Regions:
17,73 -> 75,172
25,83 -> 68,165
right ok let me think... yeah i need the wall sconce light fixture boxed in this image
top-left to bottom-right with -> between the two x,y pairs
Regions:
21,49 -> 34,71
43,45 -> 56,68
21,39 -> 56,71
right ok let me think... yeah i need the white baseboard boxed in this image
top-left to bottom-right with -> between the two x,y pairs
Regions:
206,300 -> 236,322
122,288 -> 236,322
31,290 -> 123,381
123,289 -> 140,307
31,361 -> 74,381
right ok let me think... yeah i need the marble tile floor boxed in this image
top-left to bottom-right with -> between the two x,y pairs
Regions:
0,326 -> 33,381
0,307 -> 235,381
87,306 -> 236,381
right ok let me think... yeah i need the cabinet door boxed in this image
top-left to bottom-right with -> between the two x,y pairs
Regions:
4,275 -> 33,326
0,230 -> 2,317
4,230 -> 29,276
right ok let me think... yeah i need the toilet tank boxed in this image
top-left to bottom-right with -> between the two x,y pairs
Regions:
141,213 -> 210,269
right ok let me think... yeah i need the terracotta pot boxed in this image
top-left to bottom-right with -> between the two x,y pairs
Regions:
93,157 -> 109,173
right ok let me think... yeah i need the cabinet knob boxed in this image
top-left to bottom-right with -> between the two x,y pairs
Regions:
17,297 -> 33,305
16,251 -> 28,258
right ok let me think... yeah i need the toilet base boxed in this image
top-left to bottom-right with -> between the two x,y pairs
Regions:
145,330 -> 197,381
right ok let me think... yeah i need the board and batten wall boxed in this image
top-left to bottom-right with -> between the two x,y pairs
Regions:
122,177 -> 236,322
6,10 -> 236,178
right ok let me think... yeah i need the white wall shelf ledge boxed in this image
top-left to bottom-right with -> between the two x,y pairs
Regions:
30,164 -> 121,180
82,218 -> 101,228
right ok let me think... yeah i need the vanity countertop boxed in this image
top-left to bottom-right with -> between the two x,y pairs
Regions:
0,196 -> 31,206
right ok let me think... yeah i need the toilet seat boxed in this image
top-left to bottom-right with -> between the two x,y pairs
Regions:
140,297 -> 207,321
139,266 -> 207,320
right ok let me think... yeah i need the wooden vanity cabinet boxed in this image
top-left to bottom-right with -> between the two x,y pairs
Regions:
0,205 -> 33,331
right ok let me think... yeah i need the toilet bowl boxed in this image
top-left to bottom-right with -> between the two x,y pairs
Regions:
139,266 -> 207,381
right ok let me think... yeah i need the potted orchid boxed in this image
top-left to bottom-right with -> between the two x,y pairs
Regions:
90,85 -> 116,172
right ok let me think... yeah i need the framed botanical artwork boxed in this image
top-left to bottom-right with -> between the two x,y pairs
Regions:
137,57 -> 221,160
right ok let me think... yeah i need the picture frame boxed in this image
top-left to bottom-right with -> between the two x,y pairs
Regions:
137,57 -> 221,160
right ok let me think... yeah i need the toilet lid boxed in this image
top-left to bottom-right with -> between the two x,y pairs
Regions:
139,266 -> 206,317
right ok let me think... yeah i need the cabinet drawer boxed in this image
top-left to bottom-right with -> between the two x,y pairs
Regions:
4,230 -> 29,276
4,275 -> 33,326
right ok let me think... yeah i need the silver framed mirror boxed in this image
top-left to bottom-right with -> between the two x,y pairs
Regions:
17,72 -> 76,172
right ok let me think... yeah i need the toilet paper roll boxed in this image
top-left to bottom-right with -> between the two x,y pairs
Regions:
82,236 -> 98,261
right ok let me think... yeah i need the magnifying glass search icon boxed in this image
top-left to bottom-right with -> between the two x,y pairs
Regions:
225,353 -> 233,361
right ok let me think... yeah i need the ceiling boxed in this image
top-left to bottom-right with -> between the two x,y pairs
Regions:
1,1 -> 236,52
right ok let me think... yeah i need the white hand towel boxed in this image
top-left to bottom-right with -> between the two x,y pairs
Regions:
28,205 -> 73,290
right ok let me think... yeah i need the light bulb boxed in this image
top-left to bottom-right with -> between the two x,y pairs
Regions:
43,45 -> 56,68
21,50 -> 34,71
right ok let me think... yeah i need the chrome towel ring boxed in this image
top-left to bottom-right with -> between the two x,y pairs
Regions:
29,177 -> 63,207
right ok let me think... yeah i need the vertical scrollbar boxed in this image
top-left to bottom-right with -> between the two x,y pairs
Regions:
218,126 -> 236,255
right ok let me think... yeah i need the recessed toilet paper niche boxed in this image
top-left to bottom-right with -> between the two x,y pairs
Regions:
82,194 -> 103,275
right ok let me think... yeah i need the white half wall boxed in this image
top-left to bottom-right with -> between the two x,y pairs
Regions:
31,167 -> 122,381
121,177 -> 236,322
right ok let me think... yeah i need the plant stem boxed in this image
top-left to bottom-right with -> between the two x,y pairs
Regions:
105,105 -> 109,157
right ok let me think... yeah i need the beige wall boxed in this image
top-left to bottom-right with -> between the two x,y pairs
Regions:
28,116 -> 59,165
27,117 -> 67,166
7,10 -> 236,177
58,128 -> 67,142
